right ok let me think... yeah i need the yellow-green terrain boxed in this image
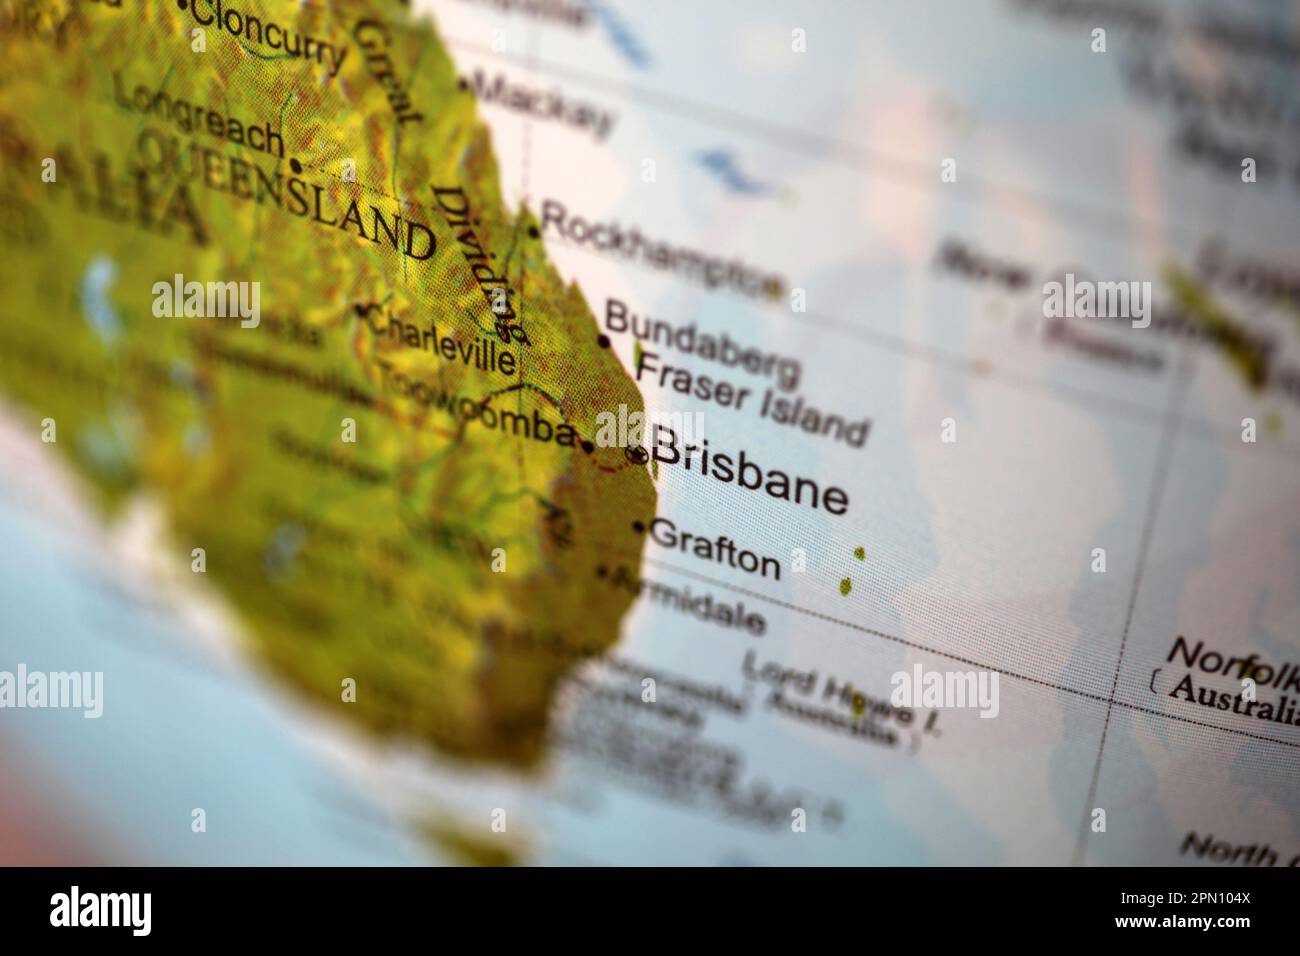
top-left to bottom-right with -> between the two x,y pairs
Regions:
0,0 -> 656,767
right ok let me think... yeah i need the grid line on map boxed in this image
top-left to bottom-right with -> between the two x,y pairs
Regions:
1070,347 -> 1195,864
579,548 -> 1300,753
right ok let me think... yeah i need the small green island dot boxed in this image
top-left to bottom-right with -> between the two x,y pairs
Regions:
839,577 -> 852,596
854,547 -> 865,560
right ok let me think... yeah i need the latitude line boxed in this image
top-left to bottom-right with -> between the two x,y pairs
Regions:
600,550 -> 1300,752
18,75 -> 1298,460
436,33 -> 1292,261
539,233 -> 1300,462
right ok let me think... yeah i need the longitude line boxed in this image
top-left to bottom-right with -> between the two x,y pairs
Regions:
1071,348 -> 1195,865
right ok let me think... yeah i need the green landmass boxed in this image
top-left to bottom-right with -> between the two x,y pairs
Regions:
1163,263 -> 1271,390
0,0 -> 656,770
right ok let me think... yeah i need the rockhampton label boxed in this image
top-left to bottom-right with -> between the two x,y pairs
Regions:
0,665 -> 103,718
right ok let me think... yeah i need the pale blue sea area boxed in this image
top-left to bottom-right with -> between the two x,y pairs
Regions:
0,469 -> 424,865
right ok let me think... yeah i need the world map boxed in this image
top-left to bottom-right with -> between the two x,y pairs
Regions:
0,0 -> 1297,867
